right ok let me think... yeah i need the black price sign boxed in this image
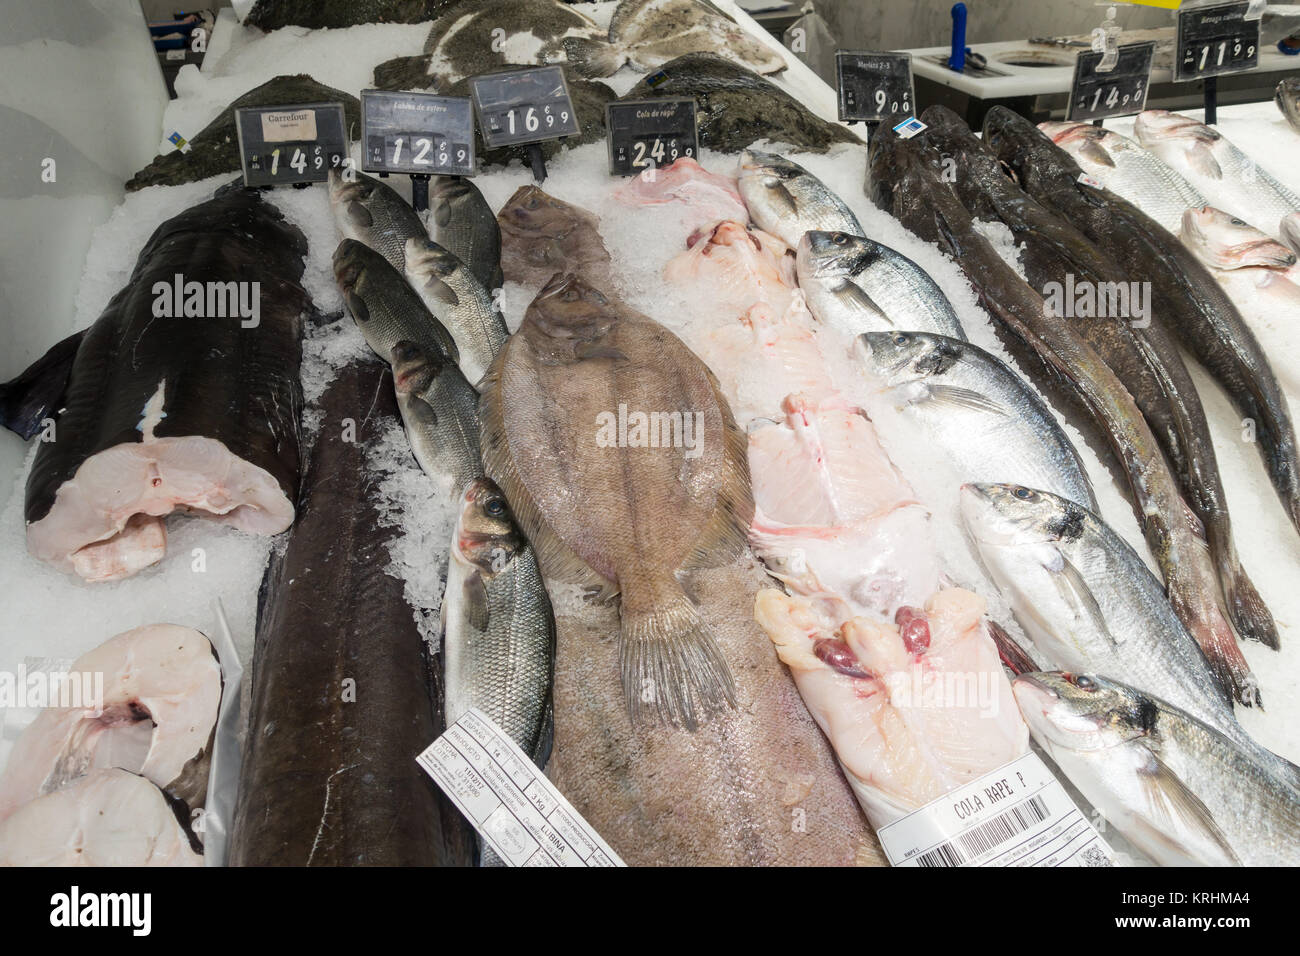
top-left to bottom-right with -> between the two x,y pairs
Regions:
605,99 -> 698,176
235,102 -> 348,187
1174,1 -> 1260,82
835,50 -> 915,123
360,89 -> 476,177
469,66 -> 580,149
1067,41 -> 1156,122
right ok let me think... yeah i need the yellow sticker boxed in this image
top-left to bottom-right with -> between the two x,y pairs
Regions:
1120,0 -> 1181,8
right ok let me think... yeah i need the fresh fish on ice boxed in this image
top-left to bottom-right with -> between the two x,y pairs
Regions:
0,769 -> 202,867
428,175 -> 504,294
23,188 -> 308,581
738,149 -> 863,249
480,273 -> 753,728
564,0 -> 787,78
615,156 -> 750,229
1279,76 -> 1300,134
755,587 -> 1029,826
497,185 -> 613,290
858,332 -> 1097,510
1014,672 -> 1300,866
329,168 -> 427,275
390,340 -> 484,492
796,231 -> 966,341
231,359 -> 475,866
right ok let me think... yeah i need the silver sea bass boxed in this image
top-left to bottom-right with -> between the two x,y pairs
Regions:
858,333 -> 1094,510
1014,672 -> 1300,867
738,150 -> 863,249
797,231 -> 966,340
390,340 -> 484,492
329,169 -> 426,274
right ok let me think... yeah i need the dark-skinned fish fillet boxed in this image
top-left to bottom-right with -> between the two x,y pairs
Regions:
230,358 -> 474,866
23,187 -> 308,582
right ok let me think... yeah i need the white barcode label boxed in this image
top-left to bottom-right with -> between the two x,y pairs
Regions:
417,709 -> 625,867
878,752 -> 1114,867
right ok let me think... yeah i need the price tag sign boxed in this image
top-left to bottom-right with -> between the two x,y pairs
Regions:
470,66 -> 580,149
835,50 -> 915,123
235,102 -> 348,187
1066,41 -> 1156,122
605,99 -> 698,176
360,89 -> 475,177
1174,1 -> 1260,82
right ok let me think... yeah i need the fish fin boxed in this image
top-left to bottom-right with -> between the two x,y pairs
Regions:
0,328 -> 84,439
620,584 -> 737,729
833,281 -> 891,322
1078,140 -> 1116,168
1136,748 -> 1242,866
1045,551 -> 1116,648
433,198 -> 453,230
478,349 -> 619,601
1209,525 -> 1279,650
574,343 -> 628,361
419,275 -> 460,308
682,369 -> 755,571
531,694 -> 555,770
986,619 -> 1040,676
768,181 -> 800,219
463,571 -> 490,631
1187,144 -> 1223,181
920,383 -> 1007,416
561,36 -> 627,78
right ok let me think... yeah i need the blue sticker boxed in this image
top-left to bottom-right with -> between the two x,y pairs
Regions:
893,116 -> 928,138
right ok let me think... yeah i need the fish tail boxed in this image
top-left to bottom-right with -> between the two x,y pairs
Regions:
561,37 -> 626,78
1209,528 -> 1279,649
1172,588 -> 1262,709
619,588 -> 737,730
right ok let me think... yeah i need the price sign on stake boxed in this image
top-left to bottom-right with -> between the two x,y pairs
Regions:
1067,41 -> 1156,122
836,50 -> 915,123
470,66 -> 580,149
360,89 -> 476,177
1174,1 -> 1260,82
605,99 -> 698,176
235,102 -> 348,187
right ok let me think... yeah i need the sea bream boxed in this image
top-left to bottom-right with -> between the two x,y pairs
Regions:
22,187 -> 308,581
231,359 -> 474,866
0,624 -> 221,836
480,273 -> 753,729
496,185 -> 613,290
563,0 -> 787,78
858,332 -> 1097,511
738,150 -> 863,249
755,586 -> 1029,827
1013,672 -> 1300,867
1135,110 -> 1300,241
796,231 -> 967,341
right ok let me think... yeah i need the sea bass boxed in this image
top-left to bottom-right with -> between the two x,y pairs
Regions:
1039,121 -> 1206,236
1013,672 -> 1300,866
1279,76 -> 1300,134
403,236 -> 508,389
496,185 -> 612,289
738,149 -> 863,249
1135,110 -> 1300,239
390,340 -> 484,492
565,0 -> 786,78
480,273 -> 753,728
859,332 -> 1096,510
428,175 -> 503,293
796,231 -> 966,340
329,168 -> 426,275
755,586 -> 1029,827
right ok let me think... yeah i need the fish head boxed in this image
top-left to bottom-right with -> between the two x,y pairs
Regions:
959,482 -> 1086,551
454,477 -> 526,574
797,230 -> 876,281
919,104 -> 970,135
522,272 -> 620,355
1282,213 -> 1300,258
1134,109 -> 1219,146
982,107 -> 1066,192
738,149 -> 805,217
404,236 -> 460,280
1278,77 -> 1300,124
390,340 -> 444,395
856,330 -> 955,386
332,239 -> 379,323
1012,671 -> 1153,753
500,185 -> 578,239
429,175 -> 473,204
1180,207 -> 1297,270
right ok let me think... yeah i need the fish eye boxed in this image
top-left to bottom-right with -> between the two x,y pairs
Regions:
1074,675 -> 1096,691
484,497 -> 506,517
526,197 -> 540,209
1230,218 -> 1245,226
832,233 -> 849,245
1013,487 -> 1034,500
893,333 -> 909,346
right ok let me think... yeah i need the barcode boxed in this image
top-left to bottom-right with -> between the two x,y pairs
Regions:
913,796 -> 1050,867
